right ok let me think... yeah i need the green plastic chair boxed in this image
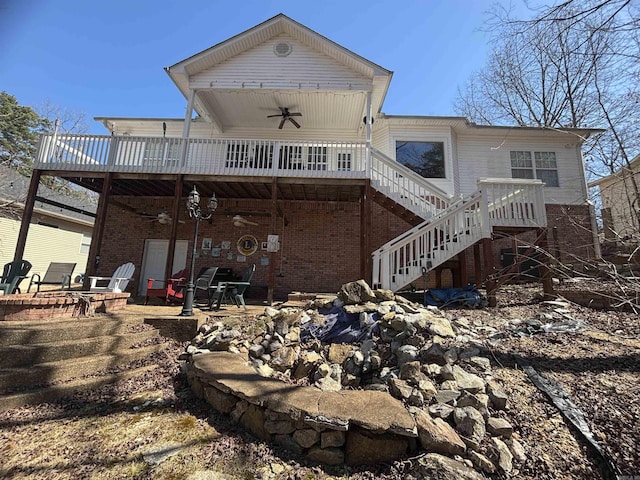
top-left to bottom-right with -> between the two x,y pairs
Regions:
0,260 -> 32,295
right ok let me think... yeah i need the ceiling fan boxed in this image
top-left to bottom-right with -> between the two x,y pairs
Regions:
233,215 -> 259,227
267,107 -> 302,129
140,210 -> 184,225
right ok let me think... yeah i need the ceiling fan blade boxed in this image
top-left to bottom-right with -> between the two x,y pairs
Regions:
288,117 -> 301,128
267,114 -> 282,118
278,118 -> 285,129
289,112 -> 302,117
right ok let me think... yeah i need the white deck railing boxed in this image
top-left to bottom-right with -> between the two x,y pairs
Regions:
481,178 -> 547,228
36,135 -> 547,292
35,134 -> 370,178
371,179 -> 547,290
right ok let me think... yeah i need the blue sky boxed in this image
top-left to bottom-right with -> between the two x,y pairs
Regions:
1,0 -> 535,134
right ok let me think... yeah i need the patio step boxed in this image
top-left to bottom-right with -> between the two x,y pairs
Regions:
0,365 -> 159,412
0,313 -> 174,410
0,330 -> 159,368
0,343 -> 167,394
0,317 -> 141,346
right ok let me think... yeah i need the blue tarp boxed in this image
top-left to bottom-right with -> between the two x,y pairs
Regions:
423,285 -> 487,308
300,306 -> 380,344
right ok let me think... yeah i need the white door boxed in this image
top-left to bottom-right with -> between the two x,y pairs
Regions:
139,239 -> 188,294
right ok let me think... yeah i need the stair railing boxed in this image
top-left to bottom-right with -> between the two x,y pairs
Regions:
372,192 -> 486,291
369,147 -> 452,220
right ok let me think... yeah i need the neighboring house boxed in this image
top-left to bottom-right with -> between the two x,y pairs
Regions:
590,155 -> 640,245
0,166 -> 96,287
18,14 -> 602,301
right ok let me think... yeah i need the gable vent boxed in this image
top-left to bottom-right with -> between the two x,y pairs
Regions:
274,42 -> 292,57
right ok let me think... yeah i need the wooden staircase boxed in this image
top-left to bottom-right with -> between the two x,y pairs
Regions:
369,147 -> 548,292
0,317 -> 169,411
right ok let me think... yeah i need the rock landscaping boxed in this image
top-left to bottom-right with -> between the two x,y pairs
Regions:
184,280 -> 522,475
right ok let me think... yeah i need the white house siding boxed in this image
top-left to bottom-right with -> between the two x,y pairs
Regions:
598,175 -> 640,239
190,34 -> 371,91
0,216 -> 91,287
455,133 -> 588,205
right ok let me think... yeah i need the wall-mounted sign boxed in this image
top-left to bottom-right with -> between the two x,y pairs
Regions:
237,235 -> 258,256
267,234 -> 280,252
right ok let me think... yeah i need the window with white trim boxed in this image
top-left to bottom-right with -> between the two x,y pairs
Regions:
395,141 -> 445,178
307,146 -> 327,171
143,140 -> 180,164
337,152 -> 352,171
510,151 -> 559,187
226,143 -> 249,168
80,233 -> 91,254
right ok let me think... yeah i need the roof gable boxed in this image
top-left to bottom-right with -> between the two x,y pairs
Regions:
189,33 -> 372,91
167,14 -> 390,80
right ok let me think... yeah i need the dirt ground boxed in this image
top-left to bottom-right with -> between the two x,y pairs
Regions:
0,284 -> 638,479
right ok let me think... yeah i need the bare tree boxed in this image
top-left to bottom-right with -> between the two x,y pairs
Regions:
455,0 -> 640,246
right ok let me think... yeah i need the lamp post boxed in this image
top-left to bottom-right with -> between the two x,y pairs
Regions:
180,186 -> 217,316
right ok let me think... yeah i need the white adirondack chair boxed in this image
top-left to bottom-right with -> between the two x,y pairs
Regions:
89,262 -> 135,293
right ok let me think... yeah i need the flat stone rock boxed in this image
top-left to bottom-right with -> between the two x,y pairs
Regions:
412,408 -> 466,456
306,446 -> 344,465
452,365 -> 486,393
190,352 -> 417,437
487,417 -> 513,438
345,430 -> 409,465
416,453 -> 487,480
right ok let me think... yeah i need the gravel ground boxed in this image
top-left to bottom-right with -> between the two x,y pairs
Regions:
0,283 -> 638,479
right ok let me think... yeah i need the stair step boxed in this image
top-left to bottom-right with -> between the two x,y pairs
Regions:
0,318 -> 141,346
0,330 -> 159,368
0,364 -> 159,412
0,343 -> 166,393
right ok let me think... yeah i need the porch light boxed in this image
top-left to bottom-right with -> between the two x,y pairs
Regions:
181,186 -> 218,316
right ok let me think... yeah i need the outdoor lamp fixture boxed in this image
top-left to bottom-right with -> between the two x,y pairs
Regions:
180,186 -> 218,316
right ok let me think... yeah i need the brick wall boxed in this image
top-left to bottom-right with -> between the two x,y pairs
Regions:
98,198 -> 407,299
459,203 -> 597,286
97,198 -> 595,297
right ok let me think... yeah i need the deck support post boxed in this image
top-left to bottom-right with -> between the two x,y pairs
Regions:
473,243 -> 482,286
267,178 -> 278,305
361,181 -> 373,284
364,91 -> 372,174
179,89 -> 196,166
457,249 -> 468,287
165,175 -> 183,280
482,237 -> 497,307
13,169 -> 41,262
537,227 -> 555,299
84,173 -> 112,287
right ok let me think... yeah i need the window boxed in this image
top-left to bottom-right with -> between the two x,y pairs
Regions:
279,145 -> 303,169
143,140 -> 180,164
80,233 -> 91,254
510,151 -> 559,187
253,145 -> 273,169
337,153 -> 352,171
307,146 -> 327,170
395,141 -> 445,178
226,143 -> 249,168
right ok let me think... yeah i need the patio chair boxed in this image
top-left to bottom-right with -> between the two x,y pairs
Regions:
28,262 -> 76,292
144,268 -> 189,305
89,262 -> 135,293
194,267 -> 219,303
0,259 -> 32,295
210,264 -> 255,311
